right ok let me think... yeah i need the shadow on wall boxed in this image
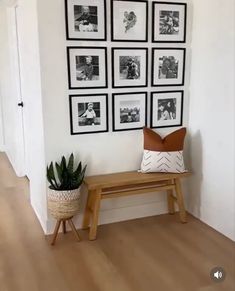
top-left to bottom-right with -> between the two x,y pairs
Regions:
186,130 -> 203,218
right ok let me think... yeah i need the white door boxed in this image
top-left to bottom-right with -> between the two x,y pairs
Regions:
1,5 -> 26,177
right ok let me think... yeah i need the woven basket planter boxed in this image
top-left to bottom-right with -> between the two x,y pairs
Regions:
47,188 -> 81,220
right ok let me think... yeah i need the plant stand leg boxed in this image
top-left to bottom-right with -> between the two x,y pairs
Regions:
62,220 -> 66,234
68,218 -> 81,242
51,220 -> 61,246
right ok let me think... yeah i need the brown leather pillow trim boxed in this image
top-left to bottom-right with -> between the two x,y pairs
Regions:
143,127 -> 186,152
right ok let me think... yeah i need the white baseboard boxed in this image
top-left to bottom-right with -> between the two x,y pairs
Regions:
31,201 -> 47,234
0,145 -> 6,152
45,200 -> 168,235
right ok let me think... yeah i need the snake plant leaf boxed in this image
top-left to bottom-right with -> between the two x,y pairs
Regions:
55,162 -> 62,184
47,176 -> 57,190
75,162 -> 82,175
49,162 -> 59,189
62,170 -> 70,190
73,164 -> 81,179
70,164 -> 86,189
76,165 -> 87,188
46,166 -> 52,184
67,153 -> 74,174
61,156 -> 66,170
47,165 -> 57,190
46,165 -> 49,178
48,163 -> 56,181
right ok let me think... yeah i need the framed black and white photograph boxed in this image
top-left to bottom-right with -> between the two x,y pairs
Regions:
112,92 -> 147,131
152,48 -> 185,87
111,0 -> 148,42
150,91 -> 183,128
112,48 -> 148,88
69,94 -> 108,134
65,0 -> 107,40
67,47 -> 107,89
152,2 -> 187,43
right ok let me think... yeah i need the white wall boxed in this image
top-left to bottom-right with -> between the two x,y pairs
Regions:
0,6 -> 13,155
0,88 -> 5,151
0,5 -> 11,154
187,0 -> 235,241
0,0 -> 48,232
37,0 -> 191,233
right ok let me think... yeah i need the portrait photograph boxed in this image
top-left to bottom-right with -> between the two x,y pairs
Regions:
65,0 -> 107,40
150,91 -> 183,128
67,47 -> 107,89
152,2 -> 187,43
112,48 -> 148,88
74,5 -> 98,32
112,92 -> 147,131
78,102 -> 101,126
152,48 -> 185,86
69,94 -> 108,134
111,0 -> 148,42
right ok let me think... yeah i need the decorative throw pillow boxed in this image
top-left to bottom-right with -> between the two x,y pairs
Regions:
140,127 -> 187,173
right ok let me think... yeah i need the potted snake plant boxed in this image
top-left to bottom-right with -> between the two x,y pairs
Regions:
46,153 -> 87,220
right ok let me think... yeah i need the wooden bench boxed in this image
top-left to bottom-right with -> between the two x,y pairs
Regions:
82,171 -> 191,240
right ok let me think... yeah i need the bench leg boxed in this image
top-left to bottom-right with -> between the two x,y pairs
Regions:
167,191 -> 175,215
89,189 -> 101,241
167,179 -> 175,215
82,190 -> 94,229
174,178 -> 187,223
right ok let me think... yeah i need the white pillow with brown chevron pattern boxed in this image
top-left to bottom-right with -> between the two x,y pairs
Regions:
140,150 -> 186,173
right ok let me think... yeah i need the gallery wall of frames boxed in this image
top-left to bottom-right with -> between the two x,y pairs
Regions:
65,0 -> 187,135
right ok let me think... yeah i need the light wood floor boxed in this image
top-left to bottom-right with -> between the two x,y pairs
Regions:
0,153 -> 234,291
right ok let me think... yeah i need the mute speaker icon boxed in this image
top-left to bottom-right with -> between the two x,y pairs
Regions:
214,271 -> 223,279
210,267 -> 226,282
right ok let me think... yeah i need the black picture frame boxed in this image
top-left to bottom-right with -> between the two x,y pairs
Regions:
152,1 -> 187,43
65,0 -> 107,41
67,46 -> 108,90
111,0 -> 148,42
111,48 -> 148,88
151,47 -> 186,87
69,93 -> 109,135
150,90 -> 184,128
112,92 -> 147,132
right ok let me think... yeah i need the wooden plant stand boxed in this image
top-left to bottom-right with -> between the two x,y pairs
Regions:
51,217 -> 81,245
82,171 -> 191,240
